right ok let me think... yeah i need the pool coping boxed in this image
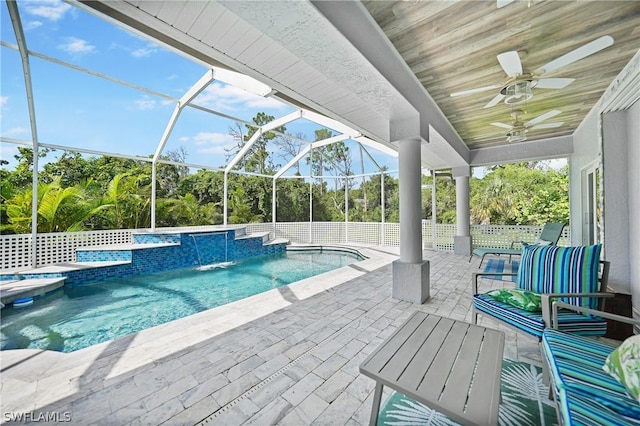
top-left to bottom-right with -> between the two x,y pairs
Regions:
0,245 -> 399,386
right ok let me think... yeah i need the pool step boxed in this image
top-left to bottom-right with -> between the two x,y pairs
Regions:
264,238 -> 289,246
76,243 -> 180,262
235,231 -> 271,244
0,277 -> 66,305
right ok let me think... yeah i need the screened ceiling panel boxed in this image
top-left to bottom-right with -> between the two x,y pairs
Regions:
1,0 -> 400,179
282,118 -> 330,142
13,0 -> 207,97
1,2 -> 16,44
360,144 -> 398,173
1,47 -> 30,137
259,137 -> 297,175
190,81 -> 295,123
29,57 -> 172,157
163,106 -> 240,170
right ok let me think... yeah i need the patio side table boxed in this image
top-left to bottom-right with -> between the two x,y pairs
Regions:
359,311 -> 505,426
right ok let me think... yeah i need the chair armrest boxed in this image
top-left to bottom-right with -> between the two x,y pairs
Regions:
472,272 -> 517,294
551,300 -> 640,330
541,292 -> 615,328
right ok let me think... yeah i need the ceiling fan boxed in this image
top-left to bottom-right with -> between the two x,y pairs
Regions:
450,35 -> 614,108
491,109 -> 563,143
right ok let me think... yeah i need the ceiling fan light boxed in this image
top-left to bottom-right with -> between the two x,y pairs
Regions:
507,128 -> 527,143
503,80 -> 533,105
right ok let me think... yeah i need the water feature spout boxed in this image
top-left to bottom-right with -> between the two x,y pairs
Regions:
191,235 -> 203,266
190,231 -> 232,270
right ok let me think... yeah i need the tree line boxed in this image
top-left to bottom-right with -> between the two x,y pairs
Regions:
0,113 -> 569,234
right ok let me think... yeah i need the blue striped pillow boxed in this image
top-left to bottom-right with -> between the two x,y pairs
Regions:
516,244 -> 603,309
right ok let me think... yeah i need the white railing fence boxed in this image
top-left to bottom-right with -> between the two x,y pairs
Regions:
1,223 -> 570,271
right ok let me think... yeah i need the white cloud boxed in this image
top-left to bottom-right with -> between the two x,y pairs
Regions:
5,127 -> 30,136
192,132 -> 236,154
0,96 -> 8,108
24,20 -> 44,31
195,82 -> 285,113
58,37 -> 95,55
134,97 -> 157,110
131,44 -> 158,58
24,0 -> 71,21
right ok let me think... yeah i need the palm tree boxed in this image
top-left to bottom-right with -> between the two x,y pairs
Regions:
2,177 -> 103,233
100,173 -> 151,229
471,176 -> 518,224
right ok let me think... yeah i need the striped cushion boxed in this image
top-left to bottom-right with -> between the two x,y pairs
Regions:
474,294 -> 607,338
542,328 -> 615,369
543,329 -> 640,424
517,244 -> 602,309
559,388 -> 640,426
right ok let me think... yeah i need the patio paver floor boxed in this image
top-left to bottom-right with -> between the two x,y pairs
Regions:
1,248 -> 541,425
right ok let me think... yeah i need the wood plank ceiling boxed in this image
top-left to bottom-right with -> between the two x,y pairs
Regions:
362,0 -> 640,149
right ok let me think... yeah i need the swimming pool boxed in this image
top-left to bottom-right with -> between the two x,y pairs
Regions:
0,249 -> 363,353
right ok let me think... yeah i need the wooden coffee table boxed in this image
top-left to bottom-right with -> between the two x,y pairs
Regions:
359,311 -> 505,426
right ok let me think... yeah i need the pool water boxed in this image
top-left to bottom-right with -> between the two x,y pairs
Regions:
0,250 -> 362,353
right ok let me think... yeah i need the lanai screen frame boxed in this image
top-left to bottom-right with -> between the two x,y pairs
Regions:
2,0 -> 409,268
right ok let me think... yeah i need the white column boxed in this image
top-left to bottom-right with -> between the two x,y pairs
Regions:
151,163 -> 157,230
398,139 -> 423,263
380,171 -> 385,246
344,177 -> 349,243
223,171 -> 228,226
392,137 -> 430,303
309,180 -> 313,243
431,170 -> 437,250
452,166 -> 472,256
272,178 -> 277,235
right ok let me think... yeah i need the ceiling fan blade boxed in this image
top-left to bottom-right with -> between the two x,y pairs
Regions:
530,121 -> 564,130
535,78 -> 575,89
526,109 -> 562,126
450,84 -> 501,97
484,93 -> 505,108
497,0 -> 515,8
490,122 -> 513,129
535,35 -> 614,75
497,51 -> 523,77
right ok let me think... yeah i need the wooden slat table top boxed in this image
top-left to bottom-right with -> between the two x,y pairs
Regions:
359,311 -> 505,426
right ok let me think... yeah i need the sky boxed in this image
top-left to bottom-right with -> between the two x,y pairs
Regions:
0,0 -> 399,177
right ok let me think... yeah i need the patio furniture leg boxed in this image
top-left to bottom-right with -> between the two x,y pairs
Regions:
478,253 -> 488,268
369,382 -> 383,426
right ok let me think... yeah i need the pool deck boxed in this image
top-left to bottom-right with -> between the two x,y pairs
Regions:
0,247 -> 541,425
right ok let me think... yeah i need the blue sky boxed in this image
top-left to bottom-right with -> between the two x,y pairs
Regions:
0,0 -> 399,176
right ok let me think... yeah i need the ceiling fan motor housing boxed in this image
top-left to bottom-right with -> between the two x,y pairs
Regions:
506,127 -> 527,143
501,79 -> 534,105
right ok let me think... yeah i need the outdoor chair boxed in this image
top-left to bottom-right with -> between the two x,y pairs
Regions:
542,301 -> 640,425
471,243 -> 612,341
470,222 -> 565,268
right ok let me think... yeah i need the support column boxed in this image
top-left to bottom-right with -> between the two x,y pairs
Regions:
392,138 -> 430,303
453,166 -> 472,256
272,178 -> 277,235
223,171 -> 228,226
380,171 -> 385,246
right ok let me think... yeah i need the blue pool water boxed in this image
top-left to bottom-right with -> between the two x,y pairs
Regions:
0,250 -> 362,353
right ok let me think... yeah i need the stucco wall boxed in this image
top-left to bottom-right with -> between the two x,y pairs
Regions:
627,100 -> 640,319
570,108 -> 601,246
602,111 -> 631,293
